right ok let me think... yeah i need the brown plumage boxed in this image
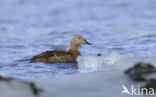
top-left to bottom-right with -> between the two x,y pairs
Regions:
30,35 -> 91,64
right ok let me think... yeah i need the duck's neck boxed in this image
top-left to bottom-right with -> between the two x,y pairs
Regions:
69,44 -> 80,57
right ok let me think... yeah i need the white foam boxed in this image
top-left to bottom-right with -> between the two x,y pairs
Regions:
78,52 -> 141,73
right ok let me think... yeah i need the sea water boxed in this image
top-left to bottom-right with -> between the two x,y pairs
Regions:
0,0 -> 156,97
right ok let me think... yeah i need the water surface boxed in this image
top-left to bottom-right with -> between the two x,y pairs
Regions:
0,0 -> 156,97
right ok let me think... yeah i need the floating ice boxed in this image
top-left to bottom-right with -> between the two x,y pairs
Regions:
78,52 -> 141,73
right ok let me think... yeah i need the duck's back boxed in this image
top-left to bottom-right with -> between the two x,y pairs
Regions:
30,51 -> 77,63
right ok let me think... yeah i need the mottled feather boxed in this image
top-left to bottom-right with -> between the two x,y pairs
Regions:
31,51 -> 77,63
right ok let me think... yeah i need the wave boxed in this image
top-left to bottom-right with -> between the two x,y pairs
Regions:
78,52 -> 141,73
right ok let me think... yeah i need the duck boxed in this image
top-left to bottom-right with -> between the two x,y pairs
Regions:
30,35 -> 91,64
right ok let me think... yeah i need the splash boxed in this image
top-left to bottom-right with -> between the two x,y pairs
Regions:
78,52 -> 141,73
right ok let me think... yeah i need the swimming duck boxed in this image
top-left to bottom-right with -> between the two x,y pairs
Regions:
30,35 -> 91,64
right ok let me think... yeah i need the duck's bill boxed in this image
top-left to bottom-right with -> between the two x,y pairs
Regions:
84,39 -> 92,45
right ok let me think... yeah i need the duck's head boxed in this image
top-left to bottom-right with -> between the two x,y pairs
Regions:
71,35 -> 92,46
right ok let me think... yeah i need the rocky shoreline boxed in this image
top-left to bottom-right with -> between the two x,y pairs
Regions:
0,76 -> 42,96
125,62 -> 156,93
